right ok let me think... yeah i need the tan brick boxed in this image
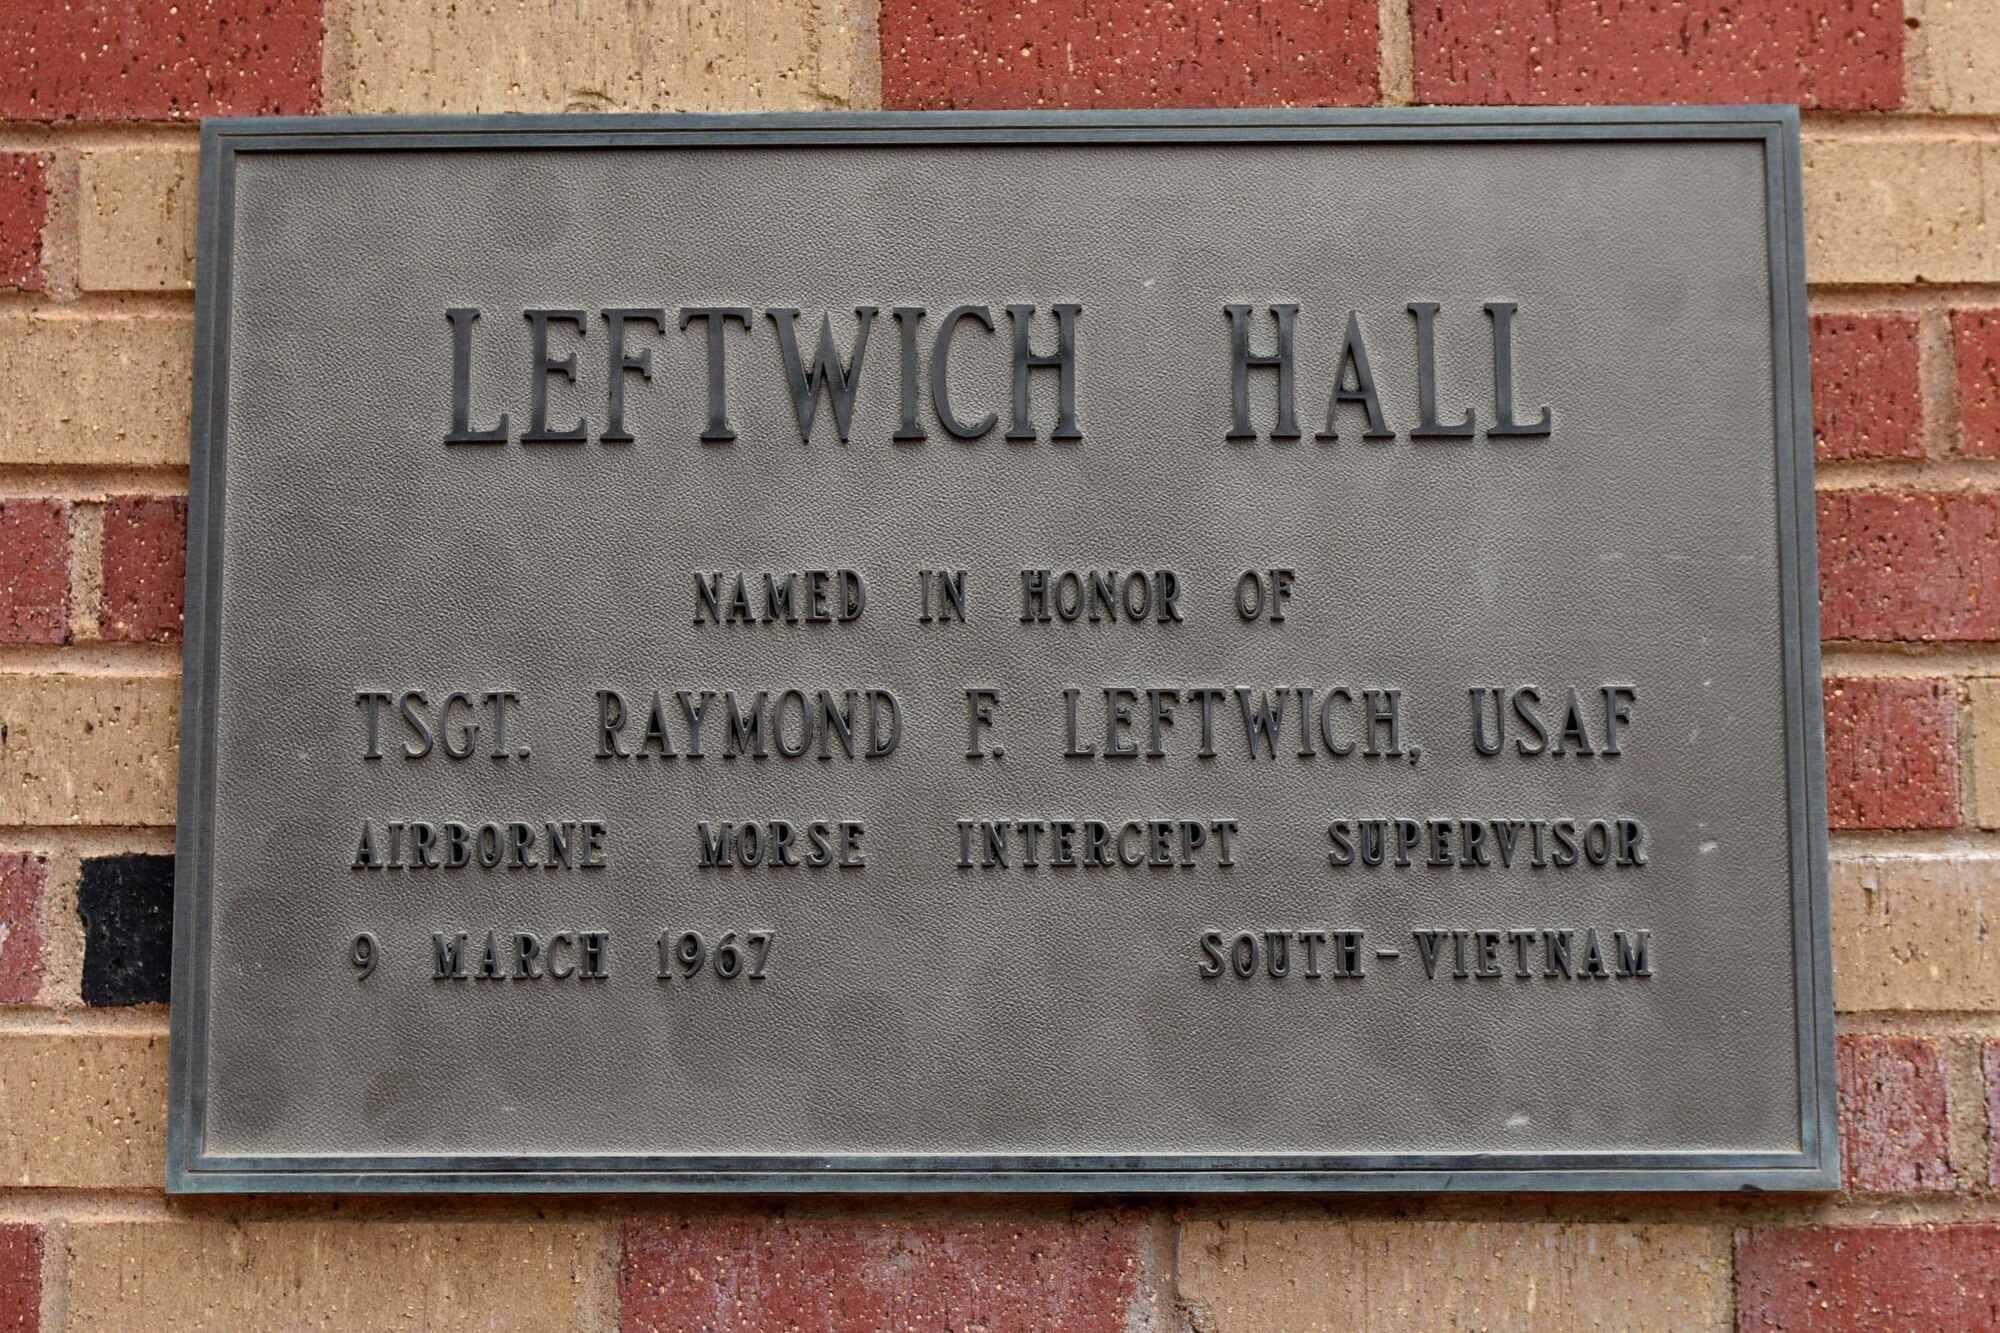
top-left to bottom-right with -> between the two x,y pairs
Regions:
1922,0 -> 2000,113
1803,137 -> 2000,285
324,0 -> 879,114
1833,853 -> 2000,1012
0,675 -> 179,826
0,1031 -> 166,1188
0,315 -> 191,466
78,148 -> 200,292
1975,680 -> 2000,829
1178,1220 -> 1730,1332
67,1220 -> 607,1331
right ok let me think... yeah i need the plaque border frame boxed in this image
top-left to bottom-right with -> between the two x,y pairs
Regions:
167,105 -> 1837,1194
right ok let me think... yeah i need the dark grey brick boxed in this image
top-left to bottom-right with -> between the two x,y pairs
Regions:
78,854 -> 172,1005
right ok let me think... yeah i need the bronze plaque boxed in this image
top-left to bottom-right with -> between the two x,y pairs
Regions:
168,109 -> 1836,1192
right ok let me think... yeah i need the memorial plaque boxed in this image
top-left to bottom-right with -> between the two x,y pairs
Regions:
168,108 -> 1836,1193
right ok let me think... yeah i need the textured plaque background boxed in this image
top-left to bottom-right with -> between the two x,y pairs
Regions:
169,110 -> 1835,1192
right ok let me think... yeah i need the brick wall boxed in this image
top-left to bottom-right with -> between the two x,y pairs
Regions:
0,1 -> 1995,1328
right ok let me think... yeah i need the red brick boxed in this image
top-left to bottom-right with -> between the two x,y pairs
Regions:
0,854 -> 45,1006
1819,491 -> 2000,642
620,1218 -> 1142,1332
0,155 -> 48,292
0,499 -> 68,646
881,0 -> 1379,110
0,0 -> 320,122
1822,678 -> 1957,831
101,496 -> 187,644
1738,1225 -> 2000,1329
0,1224 -> 35,1333
1956,309 -> 2000,459
1988,1041 -> 2000,1189
1811,314 -> 1922,462
1837,1034 -> 1952,1193
1413,0 -> 1902,110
